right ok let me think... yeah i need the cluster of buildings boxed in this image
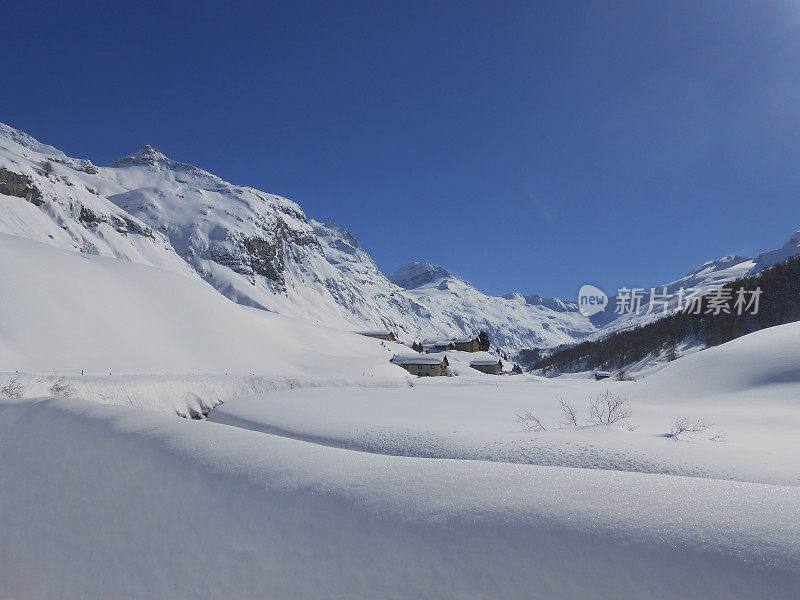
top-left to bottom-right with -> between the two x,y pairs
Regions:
421,336 -> 481,353
355,330 -> 503,377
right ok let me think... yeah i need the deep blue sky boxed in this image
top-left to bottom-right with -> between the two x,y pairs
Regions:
4,1 -> 800,298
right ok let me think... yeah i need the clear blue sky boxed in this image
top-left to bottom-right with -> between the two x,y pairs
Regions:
4,1 -> 800,298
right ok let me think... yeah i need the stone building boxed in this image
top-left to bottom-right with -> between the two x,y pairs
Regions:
391,354 -> 449,377
453,335 -> 480,352
469,358 -> 502,375
356,330 -> 397,341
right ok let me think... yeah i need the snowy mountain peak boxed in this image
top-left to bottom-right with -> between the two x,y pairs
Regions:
522,293 -> 577,313
111,145 -> 197,172
133,145 -> 167,163
501,292 -> 577,313
389,262 -> 453,289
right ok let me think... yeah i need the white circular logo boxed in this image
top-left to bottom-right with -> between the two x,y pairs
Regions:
577,284 -> 608,316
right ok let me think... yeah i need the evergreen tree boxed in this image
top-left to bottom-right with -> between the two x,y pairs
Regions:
478,331 -> 490,351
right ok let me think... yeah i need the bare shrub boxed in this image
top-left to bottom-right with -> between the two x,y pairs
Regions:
669,417 -> 712,440
516,411 -> 546,432
50,377 -> 76,397
588,390 -> 631,425
1,377 -> 24,398
615,370 -> 634,381
558,397 -> 578,427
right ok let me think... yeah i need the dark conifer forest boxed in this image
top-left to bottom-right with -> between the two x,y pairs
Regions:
536,255 -> 800,375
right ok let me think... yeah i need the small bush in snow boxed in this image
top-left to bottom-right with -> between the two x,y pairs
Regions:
50,377 -> 76,397
668,417 -> 712,440
558,397 -> 578,427
589,390 -> 631,425
516,411 -> 546,432
1,377 -> 24,398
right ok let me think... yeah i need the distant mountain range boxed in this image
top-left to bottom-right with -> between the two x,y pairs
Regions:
1,121 -> 798,356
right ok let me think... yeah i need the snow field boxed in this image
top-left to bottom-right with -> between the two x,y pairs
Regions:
1,396 -> 799,599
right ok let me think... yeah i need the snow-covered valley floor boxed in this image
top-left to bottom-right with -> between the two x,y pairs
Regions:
1,233 -> 799,598
209,377 -> 800,486
2,383 -> 799,599
3,321 -> 800,599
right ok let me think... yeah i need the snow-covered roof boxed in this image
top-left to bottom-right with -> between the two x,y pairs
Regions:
470,359 -> 501,366
391,354 -> 448,366
423,339 -> 455,347
423,336 -> 477,346
355,330 -> 393,336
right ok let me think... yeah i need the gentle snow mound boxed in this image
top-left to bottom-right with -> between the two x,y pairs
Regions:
1,397 -> 798,599
0,233 -> 400,378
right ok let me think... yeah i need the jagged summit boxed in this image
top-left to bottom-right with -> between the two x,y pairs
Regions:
111,145 -> 198,172
134,145 -> 168,163
501,292 -> 576,313
112,145 -> 169,166
521,293 -> 576,313
388,262 -> 453,289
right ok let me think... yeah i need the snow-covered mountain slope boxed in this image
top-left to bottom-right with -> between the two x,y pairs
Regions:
0,123 -> 601,352
0,124 -> 195,277
389,261 -> 454,289
752,228 -> 800,272
2,121 -> 798,357
0,232 -> 401,379
388,228 -> 800,353
104,145 -> 602,351
588,254 -> 758,333
638,320 -> 800,397
586,229 -> 800,338
101,148 -> 457,337
388,262 -> 596,351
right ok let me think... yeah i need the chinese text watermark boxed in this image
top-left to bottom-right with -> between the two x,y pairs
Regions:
578,284 -> 762,317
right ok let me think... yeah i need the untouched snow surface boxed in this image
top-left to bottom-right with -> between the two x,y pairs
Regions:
0,233 -> 403,381
1,396 -> 799,599
210,323 -> 800,486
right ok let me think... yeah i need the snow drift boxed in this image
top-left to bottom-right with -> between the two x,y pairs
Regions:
1,397 -> 798,600
638,321 -> 800,395
0,233 -> 399,378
